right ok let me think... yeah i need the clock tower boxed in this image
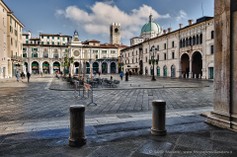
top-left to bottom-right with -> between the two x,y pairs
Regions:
110,23 -> 121,45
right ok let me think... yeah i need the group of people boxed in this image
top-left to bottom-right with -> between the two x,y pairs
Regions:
15,71 -> 31,82
119,71 -> 129,81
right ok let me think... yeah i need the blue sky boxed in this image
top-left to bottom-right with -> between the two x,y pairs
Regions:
4,0 -> 214,45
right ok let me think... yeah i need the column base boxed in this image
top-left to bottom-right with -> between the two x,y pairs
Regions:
151,128 -> 167,136
69,137 -> 87,147
206,111 -> 237,132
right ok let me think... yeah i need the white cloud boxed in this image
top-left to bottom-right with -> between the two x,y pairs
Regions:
55,2 -> 170,42
176,10 -> 188,21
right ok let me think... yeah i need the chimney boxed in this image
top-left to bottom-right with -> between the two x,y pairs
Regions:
188,19 -> 193,25
179,23 -> 183,29
163,29 -> 167,34
167,27 -> 172,33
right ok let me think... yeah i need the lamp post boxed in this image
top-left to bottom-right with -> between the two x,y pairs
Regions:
150,45 -> 157,81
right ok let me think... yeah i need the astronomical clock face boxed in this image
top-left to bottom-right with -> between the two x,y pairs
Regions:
74,50 -> 80,57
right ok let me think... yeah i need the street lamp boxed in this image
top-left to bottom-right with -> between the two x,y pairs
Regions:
150,45 -> 157,81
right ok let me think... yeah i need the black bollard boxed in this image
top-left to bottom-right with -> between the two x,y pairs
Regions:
69,105 -> 86,147
125,72 -> 128,81
151,100 -> 167,136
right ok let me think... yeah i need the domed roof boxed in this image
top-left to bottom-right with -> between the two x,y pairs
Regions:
140,14 -> 161,37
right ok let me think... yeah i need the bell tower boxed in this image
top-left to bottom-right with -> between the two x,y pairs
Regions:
110,23 -> 121,45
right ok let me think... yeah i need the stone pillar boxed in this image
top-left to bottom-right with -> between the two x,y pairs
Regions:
206,0 -> 237,131
69,105 -> 86,147
108,62 -> 111,74
98,62 -> 102,74
179,60 -> 182,78
151,100 -> 167,136
189,58 -> 192,78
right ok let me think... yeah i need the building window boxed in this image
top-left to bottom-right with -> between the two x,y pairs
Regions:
23,53 -> 27,58
93,50 -> 98,53
172,52 -> 175,59
164,53 -> 167,60
157,45 -> 159,51
43,52 -> 48,58
32,52 -> 38,58
211,45 -> 214,54
200,34 -> 203,44
211,31 -> 214,39
53,53 -> 59,59
32,48 -> 38,52
172,41 -> 175,48
145,48 -> 147,53
157,54 -> 159,61
164,43 -> 166,49
111,50 -> 116,54
146,57 -> 148,62
102,50 -> 107,54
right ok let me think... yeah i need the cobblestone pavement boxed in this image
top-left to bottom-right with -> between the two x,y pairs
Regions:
2,75 -> 237,157
0,76 -> 213,129
0,75 -> 213,124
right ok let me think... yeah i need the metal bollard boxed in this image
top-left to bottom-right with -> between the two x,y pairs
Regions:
151,100 -> 167,136
69,105 -> 86,147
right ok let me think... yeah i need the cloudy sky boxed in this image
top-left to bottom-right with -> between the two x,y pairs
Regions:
4,0 -> 214,45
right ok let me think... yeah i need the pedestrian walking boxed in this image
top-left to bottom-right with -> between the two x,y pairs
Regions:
15,71 -> 20,82
26,71 -> 31,83
119,71 -> 124,80
20,71 -> 25,79
98,71 -> 101,77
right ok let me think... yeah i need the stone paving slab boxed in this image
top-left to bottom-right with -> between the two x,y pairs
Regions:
0,107 -> 212,135
0,115 -> 236,157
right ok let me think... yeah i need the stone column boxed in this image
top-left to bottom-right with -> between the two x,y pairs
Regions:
189,58 -> 192,78
206,0 -> 237,131
98,62 -> 102,74
108,62 -> 111,74
179,60 -> 182,78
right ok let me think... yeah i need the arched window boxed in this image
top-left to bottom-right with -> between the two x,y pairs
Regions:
43,52 -> 48,58
200,33 -> 203,44
211,30 -> 214,39
180,40 -> 183,48
196,35 -> 199,45
32,52 -> 38,58
53,52 -> 59,59
193,36 -> 196,45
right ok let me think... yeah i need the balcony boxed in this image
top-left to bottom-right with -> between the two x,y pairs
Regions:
11,55 -> 23,62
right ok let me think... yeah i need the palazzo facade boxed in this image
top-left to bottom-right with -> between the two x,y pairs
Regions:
22,25 -> 126,75
121,15 -> 215,79
0,0 -> 24,79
